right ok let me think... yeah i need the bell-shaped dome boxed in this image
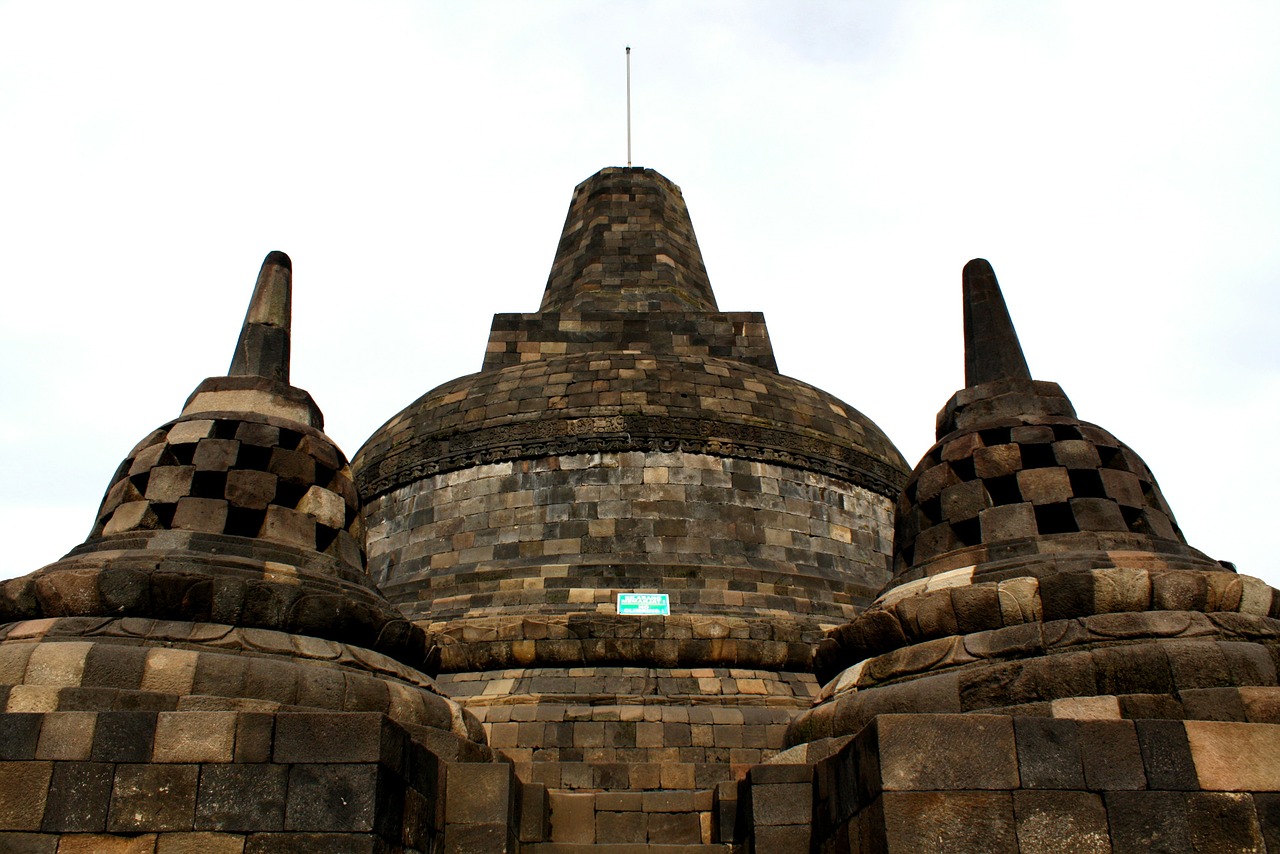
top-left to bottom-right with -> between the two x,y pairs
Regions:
889,260 -> 1210,589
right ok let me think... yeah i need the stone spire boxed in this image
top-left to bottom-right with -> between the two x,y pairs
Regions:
962,258 -> 1031,386
182,251 -> 322,429
539,167 -> 719,312
229,249 -> 292,383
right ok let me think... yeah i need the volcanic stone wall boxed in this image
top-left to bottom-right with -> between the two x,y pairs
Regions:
367,451 -> 893,625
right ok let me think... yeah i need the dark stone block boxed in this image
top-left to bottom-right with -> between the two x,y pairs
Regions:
1105,791 -> 1192,854
445,763 -> 512,826
81,643 -> 146,690
42,761 -> 113,832
285,763 -> 379,832
234,712 -> 276,763
1078,720 -> 1147,791
1186,792 -> 1264,853
881,791 -> 1018,853
596,809 -> 646,842
1012,790 -> 1109,854
1135,719 -> 1198,791
107,763 -> 199,831
1256,793 -> 1280,853
91,711 -> 157,762
1014,717 -> 1085,789
1118,693 -> 1184,720
951,585 -> 1002,635
1181,687 -> 1248,721
0,714 -> 41,760
196,763 -> 288,831
273,712 -> 384,764
878,714 -> 1018,791
752,782 -> 811,826
443,822 -> 508,853
1039,571 -> 1094,622
1091,643 -> 1174,696
648,810 -> 702,843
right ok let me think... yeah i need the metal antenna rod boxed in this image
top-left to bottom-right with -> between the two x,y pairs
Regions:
626,46 -> 632,167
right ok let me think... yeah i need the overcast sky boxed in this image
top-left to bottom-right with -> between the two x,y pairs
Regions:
2,2 -> 1277,589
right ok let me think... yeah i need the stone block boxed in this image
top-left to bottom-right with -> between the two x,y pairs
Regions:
196,764 -> 288,831
273,712 -> 384,764
0,713 -> 42,759
153,711 -> 237,762
42,761 -> 114,832
173,497 -> 230,533
1135,719 -> 1198,791
145,465 -> 196,503
1078,720 -> 1147,790
1186,792 -> 1265,853
56,835 -> 158,854
1185,720 -> 1280,790
752,782 -> 811,827
36,711 -> 96,760
549,791 -> 594,843
193,439 -> 241,472
881,791 -> 1018,853
108,763 -> 199,831
259,505 -> 317,550
104,500 -> 161,533
269,448 -> 316,488
445,763 -> 512,825
941,480 -> 990,522
1105,791 -> 1192,853
155,832 -> 248,854
0,763 -> 53,829
0,833 -> 57,854
1014,717 -> 1085,789
296,486 -> 346,529
284,764 -> 378,832
1256,793 -> 1280,852
1012,790 -> 1109,854
82,643 -> 146,691
980,503 -> 1036,542
92,711 -> 158,762
974,444 -> 1022,479
878,714 -> 1018,791
1070,497 -> 1127,532
596,809 -> 646,842
649,810 -> 702,843
225,469 -> 277,509
1016,467 -> 1073,505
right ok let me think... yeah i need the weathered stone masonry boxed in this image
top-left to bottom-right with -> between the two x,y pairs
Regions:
2,169 -> 1278,852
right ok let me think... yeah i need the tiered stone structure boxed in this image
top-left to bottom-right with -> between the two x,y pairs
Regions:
753,259 -> 1280,851
354,167 -> 909,844
0,253 -> 492,853
2,169 -> 1277,852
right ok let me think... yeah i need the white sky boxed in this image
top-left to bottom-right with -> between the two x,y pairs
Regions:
1,2 -> 1277,588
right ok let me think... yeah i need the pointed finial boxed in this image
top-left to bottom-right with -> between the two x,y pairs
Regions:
229,251 -> 292,383
963,258 -> 1032,387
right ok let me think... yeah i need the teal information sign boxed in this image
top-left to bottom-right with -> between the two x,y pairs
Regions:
617,593 -> 670,616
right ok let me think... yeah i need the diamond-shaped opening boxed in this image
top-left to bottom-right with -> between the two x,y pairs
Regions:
191,470 -> 228,499
1020,443 -> 1057,469
985,475 -> 1022,506
1068,469 -> 1107,498
1034,502 -> 1078,535
953,517 -> 982,547
979,427 -> 1011,446
225,506 -> 266,538
1051,424 -> 1082,440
